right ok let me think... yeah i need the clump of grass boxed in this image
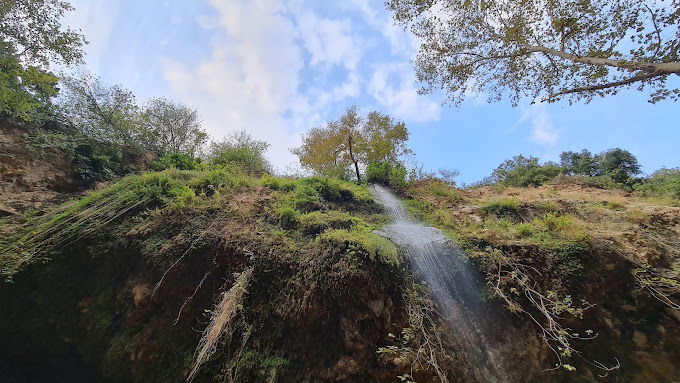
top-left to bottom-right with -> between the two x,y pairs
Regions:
603,201 -> 626,211
480,198 -> 521,220
187,268 -> 253,382
317,228 -> 401,265
298,211 -> 358,236
0,168 -> 250,279
260,174 -> 297,192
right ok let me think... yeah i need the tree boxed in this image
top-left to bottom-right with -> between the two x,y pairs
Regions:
0,0 -> 85,67
387,0 -> 680,105
293,106 -> 411,182
559,149 -> 598,176
597,148 -> 641,183
0,43 -> 58,120
492,155 -> 561,186
0,0 -> 85,120
140,98 -> 207,156
207,130 -> 272,176
59,73 -> 141,146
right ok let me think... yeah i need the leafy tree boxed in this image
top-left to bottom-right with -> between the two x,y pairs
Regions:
0,43 -> 58,120
207,130 -> 272,176
388,0 -> 680,105
597,148 -> 641,183
492,155 -> 561,186
0,0 -> 85,67
559,149 -> 598,176
59,73 -> 141,146
293,106 -> 411,182
0,0 -> 85,120
635,168 -> 680,199
139,98 -> 207,156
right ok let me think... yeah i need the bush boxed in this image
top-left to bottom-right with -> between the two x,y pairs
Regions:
73,142 -> 123,182
151,153 -> 201,171
366,162 -> 408,191
635,168 -> 680,200
491,155 -> 561,187
207,131 -> 271,176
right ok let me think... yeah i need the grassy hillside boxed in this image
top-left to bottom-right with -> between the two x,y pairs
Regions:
406,179 -> 680,382
1,167 -> 679,382
0,168 -> 424,382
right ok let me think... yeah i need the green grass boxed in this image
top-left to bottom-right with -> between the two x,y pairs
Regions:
480,198 -> 521,220
317,228 -> 401,265
0,167 -> 250,279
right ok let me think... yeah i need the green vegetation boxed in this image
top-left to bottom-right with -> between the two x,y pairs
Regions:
0,0 -> 84,121
293,105 -> 410,182
635,168 -> 680,202
388,0 -> 680,104
207,130 -> 272,176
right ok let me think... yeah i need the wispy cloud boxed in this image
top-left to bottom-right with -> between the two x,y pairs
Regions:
517,103 -> 560,145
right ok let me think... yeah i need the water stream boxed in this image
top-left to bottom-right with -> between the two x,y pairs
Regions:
370,184 -> 508,382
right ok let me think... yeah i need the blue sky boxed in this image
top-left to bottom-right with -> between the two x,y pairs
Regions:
64,0 -> 679,184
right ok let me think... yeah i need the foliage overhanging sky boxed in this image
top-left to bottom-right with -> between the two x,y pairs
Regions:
64,0 -> 680,183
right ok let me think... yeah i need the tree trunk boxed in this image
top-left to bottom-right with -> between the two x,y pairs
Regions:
348,135 -> 361,182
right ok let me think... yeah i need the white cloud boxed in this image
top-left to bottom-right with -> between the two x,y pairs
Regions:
368,63 -> 440,122
163,0 -> 308,169
518,103 -> 560,145
63,0 -> 120,73
296,13 -> 362,70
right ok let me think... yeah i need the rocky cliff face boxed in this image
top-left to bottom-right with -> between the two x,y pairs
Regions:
1,148 -> 679,382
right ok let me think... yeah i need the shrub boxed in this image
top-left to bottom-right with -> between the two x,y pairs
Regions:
73,142 -> 124,182
207,131 -> 271,176
366,162 -> 408,191
635,168 -> 680,200
151,153 -> 201,171
491,155 -> 561,187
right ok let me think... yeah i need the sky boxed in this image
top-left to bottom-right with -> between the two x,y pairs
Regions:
63,0 -> 679,184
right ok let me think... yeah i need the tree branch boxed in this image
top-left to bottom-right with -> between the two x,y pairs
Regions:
545,70 -> 664,101
525,46 -> 680,74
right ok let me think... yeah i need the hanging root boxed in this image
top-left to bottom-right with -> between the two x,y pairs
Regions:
186,268 -> 253,382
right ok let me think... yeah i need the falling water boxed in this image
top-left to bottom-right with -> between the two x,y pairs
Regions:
370,184 -> 508,382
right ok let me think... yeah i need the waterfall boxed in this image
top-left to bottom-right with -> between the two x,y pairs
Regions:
371,184 -> 509,382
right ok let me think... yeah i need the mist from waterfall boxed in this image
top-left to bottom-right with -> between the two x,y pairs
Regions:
370,184 -> 509,382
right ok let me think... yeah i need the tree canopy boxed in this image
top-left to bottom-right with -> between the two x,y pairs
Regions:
207,130 -> 272,176
293,106 -> 411,182
0,0 -> 85,120
490,148 -> 642,187
140,98 -> 206,157
388,0 -> 680,105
